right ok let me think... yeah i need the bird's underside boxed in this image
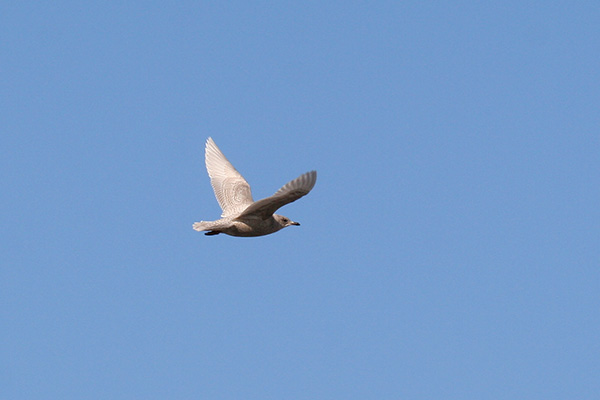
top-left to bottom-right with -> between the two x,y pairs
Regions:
193,215 -> 287,237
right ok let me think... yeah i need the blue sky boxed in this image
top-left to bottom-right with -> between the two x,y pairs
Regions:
2,1 -> 599,399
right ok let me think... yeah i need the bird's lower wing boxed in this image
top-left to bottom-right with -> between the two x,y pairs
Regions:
236,170 -> 317,220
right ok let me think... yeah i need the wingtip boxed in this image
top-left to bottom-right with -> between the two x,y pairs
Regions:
205,137 -> 220,160
305,170 -> 317,189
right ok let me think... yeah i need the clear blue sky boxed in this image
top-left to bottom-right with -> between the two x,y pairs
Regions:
2,1 -> 599,399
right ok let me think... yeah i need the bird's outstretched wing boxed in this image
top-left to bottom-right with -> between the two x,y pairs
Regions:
205,137 -> 254,217
236,170 -> 317,220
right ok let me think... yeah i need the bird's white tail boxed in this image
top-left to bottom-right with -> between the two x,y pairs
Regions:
192,221 -> 210,231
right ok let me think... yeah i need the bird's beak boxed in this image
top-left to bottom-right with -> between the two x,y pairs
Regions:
291,221 -> 300,226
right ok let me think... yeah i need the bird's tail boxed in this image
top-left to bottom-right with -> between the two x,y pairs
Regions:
192,221 -> 211,231
193,221 -> 221,236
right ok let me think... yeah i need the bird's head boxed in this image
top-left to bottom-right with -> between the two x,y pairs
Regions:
274,214 -> 300,228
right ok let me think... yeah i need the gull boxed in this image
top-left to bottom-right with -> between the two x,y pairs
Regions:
193,137 -> 317,237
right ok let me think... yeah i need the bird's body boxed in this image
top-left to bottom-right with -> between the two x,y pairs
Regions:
193,214 -> 296,237
193,138 -> 316,237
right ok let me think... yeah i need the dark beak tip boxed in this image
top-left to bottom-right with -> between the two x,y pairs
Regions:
292,222 -> 300,226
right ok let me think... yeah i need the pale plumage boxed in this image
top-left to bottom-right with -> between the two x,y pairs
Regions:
193,138 -> 317,237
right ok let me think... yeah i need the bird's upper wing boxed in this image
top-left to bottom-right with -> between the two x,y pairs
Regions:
235,170 -> 317,220
205,137 -> 254,217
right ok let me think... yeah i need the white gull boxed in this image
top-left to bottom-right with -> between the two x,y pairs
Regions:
193,137 -> 317,237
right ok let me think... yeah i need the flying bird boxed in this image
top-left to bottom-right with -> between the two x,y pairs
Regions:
193,138 -> 317,237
